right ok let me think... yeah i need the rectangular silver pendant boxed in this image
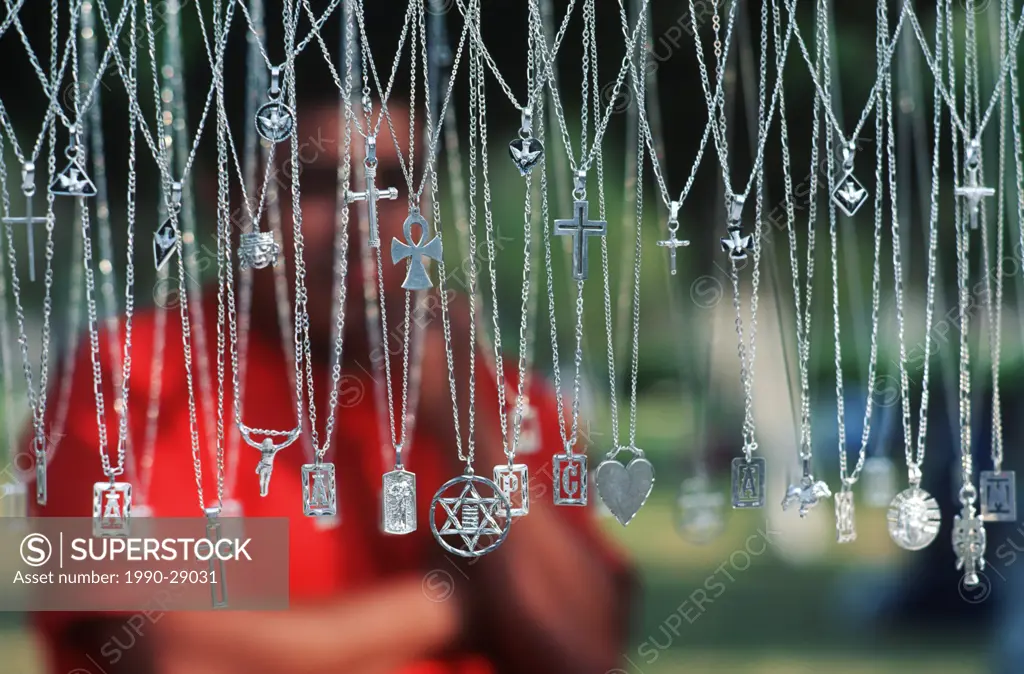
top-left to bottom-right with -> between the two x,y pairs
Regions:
731,457 -> 766,508
92,482 -> 132,537
553,454 -> 587,506
382,469 -> 417,534
204,508 -> 229,609
835,490 -> 857,543
35,450 -> 46,505
493,464 -> 530,517
980,470 -> 1016,522
301,463 -> 337,517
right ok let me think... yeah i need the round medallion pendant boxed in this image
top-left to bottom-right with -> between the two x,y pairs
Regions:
430,473 -> 511,558
255,100 -> 295,143
887,487 -> 942,550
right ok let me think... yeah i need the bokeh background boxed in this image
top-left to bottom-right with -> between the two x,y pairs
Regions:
1,0 -> 1023,672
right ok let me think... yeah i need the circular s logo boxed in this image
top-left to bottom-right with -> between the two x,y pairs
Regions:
20,533 -> 52,567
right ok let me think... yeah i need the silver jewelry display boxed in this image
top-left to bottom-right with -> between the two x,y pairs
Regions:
255,66 -> 295,143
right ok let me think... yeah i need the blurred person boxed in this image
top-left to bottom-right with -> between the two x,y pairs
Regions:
26,18 -> 634,674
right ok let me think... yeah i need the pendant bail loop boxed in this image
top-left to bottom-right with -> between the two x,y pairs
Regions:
21,162 -> 35,197
169,181 -> 183,213
667,200 -> 682,233
840,142 -> 856,172
519,107 -> 533,139
395,444 -> 404,470
727,194 -> 744,227
965,139 -> 982,170
365,135 -> 378,169
907,463 -> 922,487
269,66 -> 282,98
959,483 -> 978,505
572,170 -> 586,200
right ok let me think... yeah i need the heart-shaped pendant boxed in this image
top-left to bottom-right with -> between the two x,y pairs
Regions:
508,136 -> 544,176
595,456 -> 655,526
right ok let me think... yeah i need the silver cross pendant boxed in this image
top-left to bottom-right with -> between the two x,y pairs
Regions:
3,163 -> 48,283
954,140 -> 995,231
657,201 -> 690,275
554,172 -> 607,281
346,135 -> 399,248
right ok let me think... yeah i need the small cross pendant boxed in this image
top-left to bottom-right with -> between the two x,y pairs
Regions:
657,201 -> 690,275
3,163 -> 49,282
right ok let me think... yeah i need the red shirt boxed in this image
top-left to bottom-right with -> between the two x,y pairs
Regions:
30,292 -> 628,673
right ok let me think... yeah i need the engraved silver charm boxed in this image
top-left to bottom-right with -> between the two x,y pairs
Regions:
781,461 -> 832,517
301,462 -> 337,517
4,163 -> 48,283
92,481 -> 132,537
595,453 -> 655,526
553,451 -> 587,506
979,470 -> 1016,522
887,486 -> 941,550
832,144 -> 869,217
153,182 -> 183,271
392,206 -> 442,290
835,487 -> 857,543
382,468 -> 417,534
555,173 -> 607,281
657,202 -> 690,276
255,67 -> 295,143
345,135 -> 399,248
675,476 -> 726,544
204,507 -> 229,609
862,456 -> 897,507
34,439 -> 46,506
51,144 -> 97,197
955,140 -> 995,230
430,471 -> 511,558
731,456 -> 766,508
238,231 -> 280,269
493,463 -> 529,517
953,500 -> 987,588
508,107 -> 544,176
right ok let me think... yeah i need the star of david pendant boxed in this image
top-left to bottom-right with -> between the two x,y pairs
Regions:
382,468 -> 417,534
675,477 -> 726,544
887,486 -> 941,550
51,155 -> 97,197
1,482 -> 28,526
429,471 -> 511,558
731,456 -> 766,508
953,501 -> 986,587
493,463 -> 529,517
238,231 -> 280,269
301,463 -> 337,517
552,452 -> 587,506
835,488 -> 857,543
595,453 -> 655,526
862,456 -> 897,507
979,470 -> 1016,522
92,481 -> 132,537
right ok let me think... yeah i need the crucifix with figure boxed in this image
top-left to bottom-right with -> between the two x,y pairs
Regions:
3,163 -> 49,283
657,200 -> 690,275
555,173 -> 607,281
346,135 -> 399,248
955,141 -> 994,231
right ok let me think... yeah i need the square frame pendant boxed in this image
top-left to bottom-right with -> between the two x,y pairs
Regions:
730,457 -> 766,509
553,453 -> 588,506
301,463 -> 337,517
494,464 -> 530,517
92,482 -> 132,537
980,470 -> 1016,522
382,468 -> 417,534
